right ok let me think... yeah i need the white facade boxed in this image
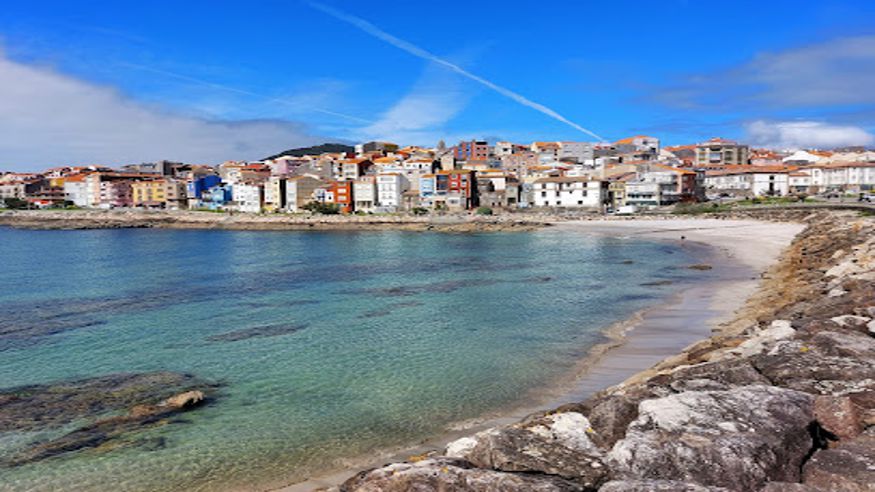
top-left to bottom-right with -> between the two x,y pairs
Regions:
493,141 -> 514,156
352,179 -> 377,212
705,171 -> 789,196
63,180 -> 90,207
532,178 -> 605,208
233,183 -> 264,213
376,173 -> 409,211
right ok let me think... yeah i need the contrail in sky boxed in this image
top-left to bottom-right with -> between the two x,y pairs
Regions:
307,1 -> 606,141
121,63 -> 372,124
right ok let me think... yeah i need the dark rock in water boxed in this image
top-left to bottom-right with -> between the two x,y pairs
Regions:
687,264 -> 713,270
0,372 -> 210,432
600,480 -> 730,491
339,457 -> 588,492
7,389 -> 207,466
640,280 -> 674,286
620,260 -> 635,265
608,385 -> 815,492
206,323 -> 308,342
0,373 -> 215,466
444,412 -> 607,488
803,432 -> 875,491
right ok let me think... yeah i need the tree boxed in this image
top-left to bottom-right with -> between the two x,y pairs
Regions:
302,202 -> 341,215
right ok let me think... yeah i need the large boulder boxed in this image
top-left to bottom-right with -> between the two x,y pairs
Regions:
608,385 -> 815,492
802,432 -> 875,491
750,348 -> 875,396
444,412 -> 607,488
339,457 -> 587,492
599,480 -> 730,491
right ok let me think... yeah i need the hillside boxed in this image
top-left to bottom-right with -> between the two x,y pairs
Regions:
263,143 -> 354,160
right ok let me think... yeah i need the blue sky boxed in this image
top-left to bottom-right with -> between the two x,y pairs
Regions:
2,0 -> 875,169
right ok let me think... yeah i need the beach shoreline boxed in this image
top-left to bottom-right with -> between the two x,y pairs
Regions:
272,218 -> 805,492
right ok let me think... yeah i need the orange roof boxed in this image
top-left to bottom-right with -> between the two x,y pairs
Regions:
614,135 -> 653,145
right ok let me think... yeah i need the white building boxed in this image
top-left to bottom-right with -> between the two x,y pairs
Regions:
532,177 -> 606,208
558,142 -> 594,163
808,161 -> 875,191
704,168 -> 790,196
63,176 -> 90,207
352,178 -> 377,213
376,173 -> 409,212
232,182 -> 264,213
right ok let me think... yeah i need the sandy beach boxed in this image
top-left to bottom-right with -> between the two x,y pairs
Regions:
275,217 -> 805,491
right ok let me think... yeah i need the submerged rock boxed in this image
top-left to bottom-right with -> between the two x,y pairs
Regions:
0,372 -> 210,432
339,457 -> 587,492
0,373 -> 216,466
608,385 -> 814,491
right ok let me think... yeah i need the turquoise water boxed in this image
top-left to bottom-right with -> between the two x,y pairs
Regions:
0,227 -> 711,491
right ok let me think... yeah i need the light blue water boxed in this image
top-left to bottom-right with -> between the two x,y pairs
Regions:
0,227 -> 711,491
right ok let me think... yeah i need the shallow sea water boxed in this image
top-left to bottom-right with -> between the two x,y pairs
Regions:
0,227 -> 711,491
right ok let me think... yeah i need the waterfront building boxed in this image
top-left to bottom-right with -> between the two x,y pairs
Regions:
703,166 -> 791,197
328,181 -> 354,213
131,179 -> 168,207
625,165 -> 699,206
233,182 -> 264,213
352,177 -> 377,213
435,169 -> 476,210
98,180 -> 133,208
532,177 -> 607,208
186,175 -> 223,209
285,175 -> 325,212
376,173 -> 409,212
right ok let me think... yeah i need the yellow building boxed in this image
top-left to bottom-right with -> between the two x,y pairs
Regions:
131,179 -> 167,207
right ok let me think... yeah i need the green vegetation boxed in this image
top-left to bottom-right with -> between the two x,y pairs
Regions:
475,206 -> 494,215
411,207 -> 429,216
1,198 -> 31,210
736,195 -> 811,206
302,202 -> 341,215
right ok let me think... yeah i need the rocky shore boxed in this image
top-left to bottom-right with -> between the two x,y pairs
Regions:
334,210 -> 875,492
0,210 -> 550,232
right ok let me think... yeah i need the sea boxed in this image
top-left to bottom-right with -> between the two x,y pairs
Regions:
0,226 -> 713,491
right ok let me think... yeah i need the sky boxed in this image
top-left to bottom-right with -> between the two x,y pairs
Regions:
2,0 -> 875,170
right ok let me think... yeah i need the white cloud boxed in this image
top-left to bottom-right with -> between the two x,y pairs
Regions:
659,35 -> 875,109
0,52 -> 323,171
745,120 -> 875,149
352,62 -> 473,146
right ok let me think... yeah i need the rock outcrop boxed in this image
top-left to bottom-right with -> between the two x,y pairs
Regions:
0,372 -> 217,466
337,212 -> 875,491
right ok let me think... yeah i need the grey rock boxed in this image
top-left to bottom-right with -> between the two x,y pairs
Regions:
339,457 -> 587,492
608,386 -> 815,492
444,412 -> 607,488
599,480 -> 730,491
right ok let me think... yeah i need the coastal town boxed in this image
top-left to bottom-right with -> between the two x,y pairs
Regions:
2,137 -> 874,214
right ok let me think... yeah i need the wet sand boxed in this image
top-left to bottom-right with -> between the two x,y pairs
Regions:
274,218 -> 805,491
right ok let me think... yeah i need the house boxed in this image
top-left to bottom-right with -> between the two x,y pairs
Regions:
264,176 -> 287,212
233,181 -> 264,213
454,140 -> 490,161
285,175 -> 325,212
98,180 -> 133,208
199,184 -> 233,210
558,141 -> 595,163
703,166 -> 791,197
186,174 -> 222,209
695,138 -> 750,166
476,170 -> 519,209
625,165 -> 699,206
376,173 -> 409,212
614,136 -> 660,155
63,174 -> 91,207
435,170 -> 476,210
328,181 -> 354,213
341,159 -> 373,181
353,177 -> 377,213
532,177 -> 607,208
131,179 -> 168,207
